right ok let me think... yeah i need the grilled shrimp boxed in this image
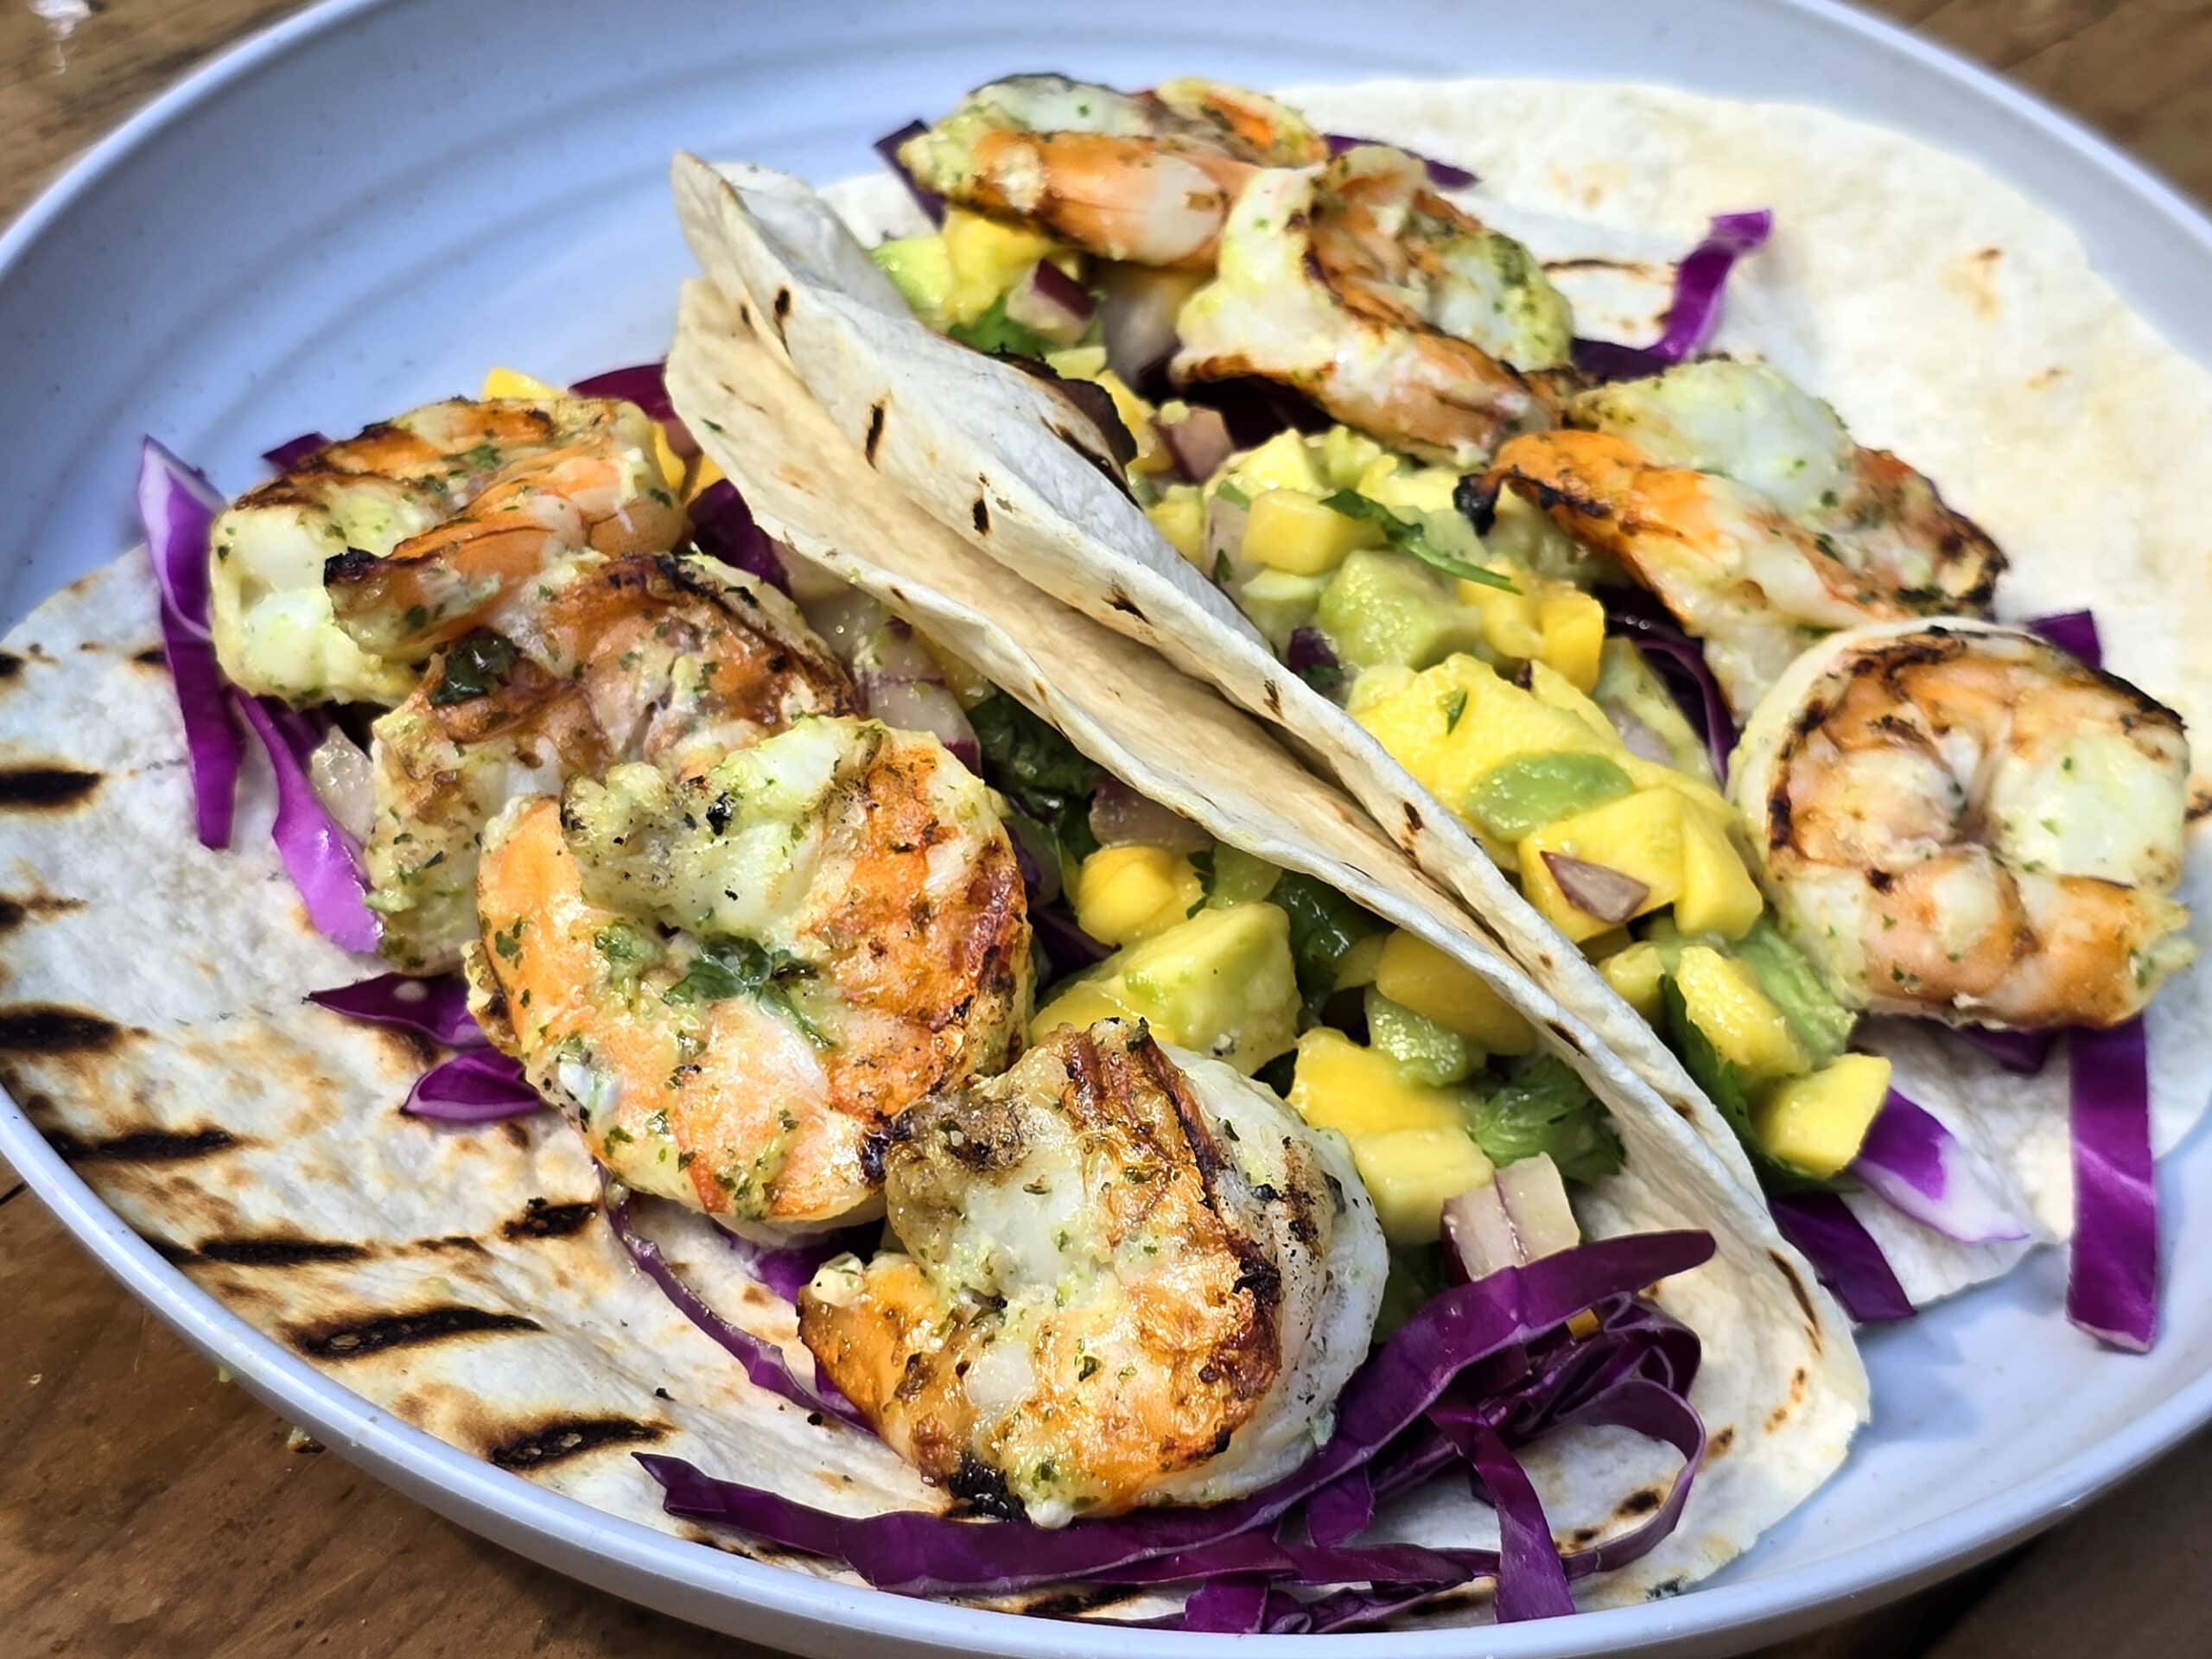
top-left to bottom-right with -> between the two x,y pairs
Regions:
1173,146 -> 1566,466
209,395 -> 681,705
468,716 -> 1032,1232
1732,619 -> 2193,1028
800,1019 -> 1384,1525
1484,361 -> 2004,714
896,73 -> 1325,267
365,550 -> 855,972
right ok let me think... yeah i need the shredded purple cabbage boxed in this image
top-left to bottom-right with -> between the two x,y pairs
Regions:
690,480 -> 791,594
1950,1026 -> 2056,1075
260,431 -> 329,470
2028,608 -> 2102,670
635,1231 -> 1713,1627
135,438 -> 243,849
1323,133 -> 1477,190
603,1181 -> 869,1427
1572,210 -> 1773,382
1033,903 -> 1113,975
404,1048 -> 540,1122
873,120 -> 947,226
1603,603 -> 1736,779
2067,1020 -> 2157,1351
1851,1090 -> 2027,1244
722,1224 -> 873,1306
1770,1192 -> 1912,1323
232,696 -> 381,953
309,971 -> 486,1048
1285,626 -> 1338,673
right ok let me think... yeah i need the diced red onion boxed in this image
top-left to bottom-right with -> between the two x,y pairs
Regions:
688,480 -> 790,594
232,696 -> 381,954
873,120 -> 946,226
605,1179 -> 869,1427
2067,1020 -> 2157,1351
1087,776 -> 1211,855
1285,626 -> 1338,673
2028,608 -> 2102,670
136,437 -> 243,849
260,431 -> 329,470
1322,134 -> 1478,190
1770,1192 -> 1913,1322
1185,375 -> 1335,448
1158,404 -> 1234,484
1541,852 -> 1649,925
1950,1026 -> 2056,1075
1851,1090 -> 2028,1244
1002,260 -> 1096,347
309,971 -> 486,1049
402,1048 -> 539,1120
1096,263 -> 1195,386
1443,1154 -> 1581,1281
1572,210 -> 1773,382
852,614 -> 981,769
571,361 -> 698,458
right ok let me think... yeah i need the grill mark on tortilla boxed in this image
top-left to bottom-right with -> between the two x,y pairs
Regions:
294,1304 -> 543,1359
1011,1585 -> 1147,1620
2189,783 -> 2212,823
971,495 -> 991,536
48,1124 -> 238,1162
1707,1424 -> 1735,1459
502,1196 -> 599,1240
132,645 -> 169,668
772,287 -> 792,337
0,1180 -> 22,1210
0,893 -> 84,931
864,399 -> 887,465
486,1414 -> 668,1470
0,652 -> 22,679
414,1233 -> 488,1255
0,766 -> 101,809
1615,1485 -> 1662,1518
1768,1249 -> 1821,1351
1106,587 -> 1145,620
196,1234 -> 371,1268
1262,679 -> 1281,715
0,1004 -> 120,1052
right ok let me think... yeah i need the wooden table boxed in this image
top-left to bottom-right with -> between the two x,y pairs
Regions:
4,2 -> 2209,1653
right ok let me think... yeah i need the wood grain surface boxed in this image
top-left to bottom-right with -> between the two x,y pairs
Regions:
3,2 -> 2209,1655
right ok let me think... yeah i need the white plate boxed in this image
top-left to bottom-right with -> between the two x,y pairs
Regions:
3,2 -> 2209,1654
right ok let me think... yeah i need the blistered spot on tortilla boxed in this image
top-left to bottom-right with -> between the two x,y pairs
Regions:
0,766 -> 101,810
46,1123 -> 239,1162
972,495 -> 991,536
2187,781 -> 2212,823
0,652 -> 22,680
1401,800 -> 1424,837
2027,365 -> 2067,391
292,1303 -> 542,1359
1568,1524 -> 1600,1548
865,399 -> 887,465
0,1004 -> 121,1052
195,1233 -> 371,1268
1262,679 -> 1282,715
1705,1424 -> 1735,1462
1616,1485 -> 1662,1518
502,1197 -> 600,1240
132,645 -> 169,668
772,287 -> 792,337
1767,1249 -> 1821,1351
1948,245 -> 2005,321
1009,1585 -> 1147,1621
414,1232 -> 488,1255
0,893 -> 84,931
1107,588 -> 1146,621
486,1414 -> 668,1471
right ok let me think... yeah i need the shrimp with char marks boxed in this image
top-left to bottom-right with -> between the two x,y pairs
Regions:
467,716 -> 1031,1233
210,395 -> 682,705
800,1019 -> 1384,1526
365,549 -> 855,972
1732,619 -> 2193,1029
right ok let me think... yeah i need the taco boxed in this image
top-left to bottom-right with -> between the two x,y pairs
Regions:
0,291 -> 1862,1633
668,73 -> 2212,1344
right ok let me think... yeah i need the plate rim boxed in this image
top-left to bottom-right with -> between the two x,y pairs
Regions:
4,0 -> 2211,1652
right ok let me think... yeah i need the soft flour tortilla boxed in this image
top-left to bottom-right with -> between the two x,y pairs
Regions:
667,273 -> 1866,1615
671,77 -> 2212,1308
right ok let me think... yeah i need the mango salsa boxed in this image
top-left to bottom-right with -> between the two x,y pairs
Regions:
1351,1127 -> 1496,1246
1518,787 -> 1685,942
1535,590 -> 1605,692
1371,930 -> 1536,1054
1675,808 -> 1764,939
1218,429 -> 1325,497
1147,487 -> 1208,568
1072,844 -> 1203,947
1287,1028 -> 1469,1139
1243,488 -> 1383,575
1753,1052 -> 1891,1177
1673,945 -> 1808,1085
1599,940 -> 1669,1023
942,209 -> 1065,323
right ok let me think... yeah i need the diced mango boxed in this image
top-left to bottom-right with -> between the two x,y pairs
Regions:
1044,345 -> 1109,379
1674,945 -> 1808,1085
1536,590 -> 1605,692
1287,1029 -> 1467,1139
1372,930 -> 1537,1054
1355,454 -> 1460,516
1351,1127 -> 1496,1247
1147,487 -> 1208,568
1599,940 -> 1669,1023
1243,488 -> 1382,575
1518,788 -> 1684,942
1580,927 -> 1634,962
1092,369 -> 1167,474
1465,582 -> 1544,660
1351,656 -> 1610,819
1029,977 -> 1138,1040
1073,844 -> 1203,948
943,209 -> 1065,322
685,452 -> 727,504
1332,930 -> 1387,991
1753,1052 -> 1891,1178
650,425 -> 683,492
480,365 -> 567,400
1221,429 -> 1325,497
1675,809 -> 1764,939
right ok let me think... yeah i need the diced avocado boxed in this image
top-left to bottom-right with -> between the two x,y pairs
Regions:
871,234 -> 956,328
1287,1028 -> 1471,1138
1372,930 -> 1536,1054
1243,488 -> 1382,575
1202,843 -> 1283,910
1592,639 -> 1719,785
1219,429 -> 1325,497
1753,1052 -> 1891,1178
1518,787 -> 1685,942
1465,751 -> 1634,843
1029,976 -> 1140,1039
1731,916 -> 1857,1066
1351,1127 -> 1495,1247
1364,988 -> 1477,1085
1319,426 -> 1389,491
1316,549 -> 1486,673
1116,902 -> 1300,1073
1675,808 -> 1764,939
1237,568 -> 1328,651
1072,844 -> 1203,947
1671,945 -> 1808,1085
